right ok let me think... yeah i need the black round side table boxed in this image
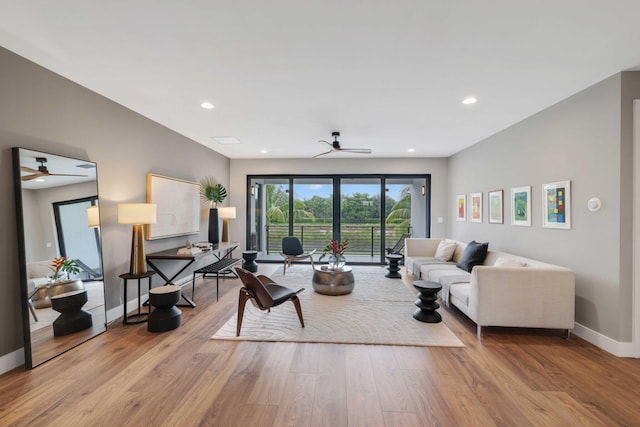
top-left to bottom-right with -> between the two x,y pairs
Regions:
385,254 -> 403,278
412,280 -> 442,323
120,271 -> 155,325
148,285 -> 182,332
242,251 -> 258,273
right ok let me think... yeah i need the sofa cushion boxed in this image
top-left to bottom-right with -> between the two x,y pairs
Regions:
456,241 -> 489,272
434,240 -> 457,261
450,283 -> 470,307
494,256 -> 527,267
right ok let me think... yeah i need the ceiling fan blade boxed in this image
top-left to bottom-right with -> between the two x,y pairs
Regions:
48,173 -> 89,178
22,174 -> 44,181
21,166 -> 40,173
312,149 -> 333,158
339,148 -> 372,154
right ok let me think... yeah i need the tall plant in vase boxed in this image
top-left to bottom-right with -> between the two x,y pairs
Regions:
200,176 -> 227,244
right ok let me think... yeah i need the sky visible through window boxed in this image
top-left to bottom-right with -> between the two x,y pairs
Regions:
294,184 -> 404,201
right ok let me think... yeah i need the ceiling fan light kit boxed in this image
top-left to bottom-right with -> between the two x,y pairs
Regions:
313,131 -> 372,158
20,157 -> 88,181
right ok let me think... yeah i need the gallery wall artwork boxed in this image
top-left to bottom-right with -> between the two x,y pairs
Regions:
542,181 -> 571,229
470,192 -> 482,223
456,194 -> 466,221
511,186 -> 531,226
146,173 -> 200,239
488,190 -> 503,224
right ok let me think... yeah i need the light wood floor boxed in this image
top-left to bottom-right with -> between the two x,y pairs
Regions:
1,266 -> 639,426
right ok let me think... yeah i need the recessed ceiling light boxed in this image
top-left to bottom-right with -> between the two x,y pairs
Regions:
260,149 -> 268,154
407,148 -> 415,152
211,136 -> 241,144
201,101 -> 215,109
462,97 -> 478,105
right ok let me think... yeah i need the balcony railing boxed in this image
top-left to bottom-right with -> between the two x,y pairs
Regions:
265,224 -> 409,256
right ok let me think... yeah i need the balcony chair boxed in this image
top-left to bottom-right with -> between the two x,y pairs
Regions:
385,232 -> 412,263
234,267 -> 305,336
280,236 -> 316,275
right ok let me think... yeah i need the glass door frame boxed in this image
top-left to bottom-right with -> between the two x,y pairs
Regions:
247,173 -> 431,264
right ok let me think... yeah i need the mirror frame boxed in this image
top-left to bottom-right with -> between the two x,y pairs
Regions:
12,147 -> 107,369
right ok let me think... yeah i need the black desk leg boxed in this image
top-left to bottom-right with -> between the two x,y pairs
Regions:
146,259 -> 197,308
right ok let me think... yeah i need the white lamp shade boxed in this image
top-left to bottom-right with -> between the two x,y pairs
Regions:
87,205 -> 100,228
218,206 -> 236,219
118,203 -> 157,225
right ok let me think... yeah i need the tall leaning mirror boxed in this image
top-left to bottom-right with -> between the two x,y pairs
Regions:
12,147 -> 106,369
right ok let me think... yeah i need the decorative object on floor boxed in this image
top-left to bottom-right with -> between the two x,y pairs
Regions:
385,254 -> 403,278
234,267 -> 304,336
511,185 -> 531,226
456,194 -> 466,221
242,251 -> 258,272
313,131 -> 372,158
412,280 -> 442,323
488,189 -> 503,224
280,236 -> 316,275
200,176 -> 227,244
212,267 -> 464,347
543,180 -> 571,229
50,289 -> 93,336
470,192 -> 482,223
218,206 -> 236,242
312,265 -> 355,295
319,239 -> 348,270
118,203 -> 157,275
148,285 -> 182,332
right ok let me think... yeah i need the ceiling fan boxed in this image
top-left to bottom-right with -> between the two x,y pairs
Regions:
313,131 -> 372,158
21,157 -> 88,181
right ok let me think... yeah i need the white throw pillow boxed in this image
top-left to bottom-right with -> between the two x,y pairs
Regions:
434,240 -> 457,261
494,257 -> 527,267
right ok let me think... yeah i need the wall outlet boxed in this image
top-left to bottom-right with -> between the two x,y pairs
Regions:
437,217 -> 444,223
46,242 -> 52,247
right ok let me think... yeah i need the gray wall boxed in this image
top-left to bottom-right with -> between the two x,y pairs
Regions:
448,72 -> 640,342
229,157 -> 449,251
0,47 -> 230,359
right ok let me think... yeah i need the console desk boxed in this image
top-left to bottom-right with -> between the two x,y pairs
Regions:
146,241 -> 239,308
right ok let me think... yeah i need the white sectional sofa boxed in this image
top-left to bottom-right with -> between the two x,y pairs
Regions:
405,238 -> 575,338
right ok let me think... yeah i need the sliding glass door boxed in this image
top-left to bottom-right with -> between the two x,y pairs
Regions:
248,174 -> 430,264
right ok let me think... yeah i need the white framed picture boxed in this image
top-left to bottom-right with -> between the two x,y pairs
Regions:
542,181 -> 571,229
470,192 -> 482,223
488,190 -> 503,224
456,194 -> 466,221
511,186 -> 531,226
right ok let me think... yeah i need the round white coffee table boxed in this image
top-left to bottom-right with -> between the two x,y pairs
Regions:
312,266 -> 355,295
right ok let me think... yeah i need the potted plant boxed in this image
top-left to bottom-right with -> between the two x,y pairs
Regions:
32,257 -> 84,308
319,239 -> 349,270
200,176 -> 227,244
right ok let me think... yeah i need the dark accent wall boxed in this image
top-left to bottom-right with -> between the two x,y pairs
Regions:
0,47 -> 229,361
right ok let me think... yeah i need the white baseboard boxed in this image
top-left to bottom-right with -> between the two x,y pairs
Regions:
0,348 -> 24,375
573,322 -> 638,358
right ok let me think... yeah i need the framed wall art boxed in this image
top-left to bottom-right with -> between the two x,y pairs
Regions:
511,185 -> 531,226
542,180 -> 571,229
456,194 -> 466,221
470,192 -> 482,223
146,173 -> 201,239
488,190 -> 503,224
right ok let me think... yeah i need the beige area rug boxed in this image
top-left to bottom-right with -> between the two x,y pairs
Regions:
211,267 -> 464,347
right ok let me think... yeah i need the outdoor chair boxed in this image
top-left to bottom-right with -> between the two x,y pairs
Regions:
385,232 -> 411,263
280,236 -> 316,275
234,267 -> 305,336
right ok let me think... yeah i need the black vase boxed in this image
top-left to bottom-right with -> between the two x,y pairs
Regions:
208,208 -> 219,244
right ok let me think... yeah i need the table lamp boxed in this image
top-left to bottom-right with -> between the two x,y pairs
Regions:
218,206 -> 236,242
86,205 -> 100,228
118,203 -> 157,275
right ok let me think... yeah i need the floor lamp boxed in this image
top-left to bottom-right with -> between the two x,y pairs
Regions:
118,203 -> 157,275
218,207 -> 236,242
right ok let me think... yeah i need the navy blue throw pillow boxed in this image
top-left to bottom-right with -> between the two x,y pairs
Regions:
456,241 -> 489,272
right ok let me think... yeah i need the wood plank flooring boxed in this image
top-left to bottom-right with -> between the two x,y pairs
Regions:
1,265 -> 639,426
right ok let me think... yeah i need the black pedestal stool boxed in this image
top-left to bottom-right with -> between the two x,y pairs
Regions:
242,251 -> 258,272
412,280 -> 442,323
148,285 -> 182,332
51,289 -> 93,336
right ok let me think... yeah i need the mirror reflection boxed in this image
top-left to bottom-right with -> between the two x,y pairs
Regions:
13,148 -> 106,369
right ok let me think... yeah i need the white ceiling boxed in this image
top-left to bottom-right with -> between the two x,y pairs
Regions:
1,1 -> 640,159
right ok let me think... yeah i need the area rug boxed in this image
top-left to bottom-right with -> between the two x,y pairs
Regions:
211,267 -> 464,347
